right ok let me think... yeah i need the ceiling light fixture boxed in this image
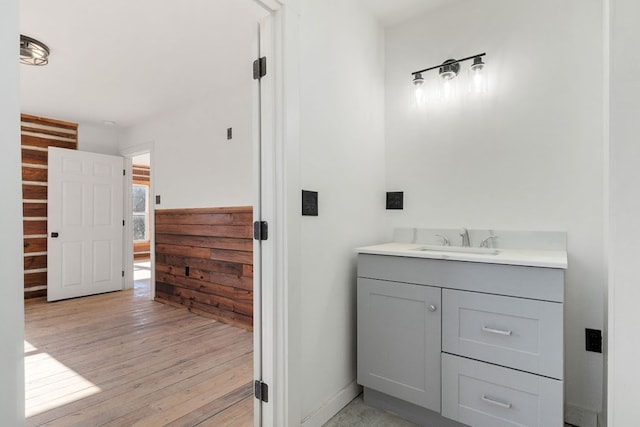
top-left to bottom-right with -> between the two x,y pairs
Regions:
20,35 -> 50,66
411,52 -> 487,103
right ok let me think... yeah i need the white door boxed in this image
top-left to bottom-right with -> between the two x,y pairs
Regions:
47,147 -> 124,302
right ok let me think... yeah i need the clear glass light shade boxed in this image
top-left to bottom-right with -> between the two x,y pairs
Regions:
412,73 -> 426,109
438,60 -> 460,102
440,75 -> 458,102
468,57 -> 487,94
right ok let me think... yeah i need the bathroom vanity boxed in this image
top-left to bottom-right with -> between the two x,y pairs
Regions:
356,229 -> 567,427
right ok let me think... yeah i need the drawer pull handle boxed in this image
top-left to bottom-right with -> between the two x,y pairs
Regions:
481,395 -> 512,409
482,326 -> 512,336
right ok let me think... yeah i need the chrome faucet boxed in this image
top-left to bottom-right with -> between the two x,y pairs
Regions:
459,227 -> 470,247
480,235 -> 498,248
435,234 -> 450,246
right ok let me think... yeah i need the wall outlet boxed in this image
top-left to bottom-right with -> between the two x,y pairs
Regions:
227,127 -> 233,140
155,195 -> 161,205
585,328 -> 602,353
386,191 -> 404,210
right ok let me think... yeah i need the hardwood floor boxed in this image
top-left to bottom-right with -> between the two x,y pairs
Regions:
24,285 -> 253,426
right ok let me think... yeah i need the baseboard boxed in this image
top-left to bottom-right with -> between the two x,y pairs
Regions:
565,404 -> 598,427
301,380 -> 361,427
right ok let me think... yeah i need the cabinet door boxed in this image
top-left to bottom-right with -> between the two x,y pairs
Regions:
357,278 -> 441,412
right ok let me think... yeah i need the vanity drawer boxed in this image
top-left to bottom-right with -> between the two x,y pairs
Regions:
442,354 -> 563,427
442,289 -> 563,379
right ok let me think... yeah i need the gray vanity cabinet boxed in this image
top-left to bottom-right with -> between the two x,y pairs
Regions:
357,252 -> 565,427
357,277 -> 442,412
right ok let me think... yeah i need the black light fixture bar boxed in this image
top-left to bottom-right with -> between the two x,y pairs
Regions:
412,52 -> 486,76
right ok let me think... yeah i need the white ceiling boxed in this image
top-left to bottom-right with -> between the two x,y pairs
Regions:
20,0 -> 268,128
20,0 -> 456,130
359,0 -> 460,27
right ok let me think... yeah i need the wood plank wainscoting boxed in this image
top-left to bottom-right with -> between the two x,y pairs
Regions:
132,164 -> 151,261
21,114 -> 79,299
155,206 -> 254,330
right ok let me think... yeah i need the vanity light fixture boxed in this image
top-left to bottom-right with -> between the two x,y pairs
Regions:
20,35 -> 50,66
411,52 -> 487,102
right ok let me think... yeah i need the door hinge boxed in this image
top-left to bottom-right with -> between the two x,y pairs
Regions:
122,270 -> 125,277
253,56 -> 267,80
253,221 -> 268,241
123,169 -> 126,176
123,219 -> 125,226
254,380 -> 269,402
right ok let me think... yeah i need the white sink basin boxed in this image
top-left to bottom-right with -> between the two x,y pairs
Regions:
413,245 -> 500,255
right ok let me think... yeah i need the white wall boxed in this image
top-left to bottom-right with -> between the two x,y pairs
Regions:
78,122 -> 120,155
0,0 -> 26,423
385,0 -> 605,416
119,92 -> 254,209
296,0 -> 387,424
608,0 -> 640,424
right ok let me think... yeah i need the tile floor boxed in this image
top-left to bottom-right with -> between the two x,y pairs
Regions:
324,394 -> 576,427
324,395 -> 418,427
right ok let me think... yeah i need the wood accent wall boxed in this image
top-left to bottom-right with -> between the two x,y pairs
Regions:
155,207 -> 253,330
132,164 -> 150,185
21,114 -> 78,299
132,164 -> 151,261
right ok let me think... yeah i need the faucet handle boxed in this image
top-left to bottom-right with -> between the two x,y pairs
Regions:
479,235 -> 498,248
435,234 -> 450,246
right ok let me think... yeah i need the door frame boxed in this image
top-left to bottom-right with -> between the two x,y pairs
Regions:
121,142 -> 155,298
118,2 -> 290,425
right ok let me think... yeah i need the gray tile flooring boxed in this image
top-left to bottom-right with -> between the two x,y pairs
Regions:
324,394 -> 575,427
324,395 -> 418,427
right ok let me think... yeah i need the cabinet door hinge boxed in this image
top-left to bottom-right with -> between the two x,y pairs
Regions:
253,57 -> 267,80
253,221 -> 268,241
254,380 -> 269,402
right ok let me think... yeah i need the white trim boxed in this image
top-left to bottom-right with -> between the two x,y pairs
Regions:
120,142 -> 155,297
301,381 -> 361,427
253,0 -> 282,12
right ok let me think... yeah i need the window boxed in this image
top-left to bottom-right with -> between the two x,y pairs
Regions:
132,184 -> 149,242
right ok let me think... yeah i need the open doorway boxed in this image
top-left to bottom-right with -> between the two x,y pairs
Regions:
20,0 -> 275,424
131,152 -> 152,299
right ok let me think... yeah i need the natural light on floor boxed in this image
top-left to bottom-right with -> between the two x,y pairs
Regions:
134,261 -> 151,281
24,340 -> 102,418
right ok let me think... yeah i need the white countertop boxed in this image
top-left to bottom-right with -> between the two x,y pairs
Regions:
355,242 -> 568,269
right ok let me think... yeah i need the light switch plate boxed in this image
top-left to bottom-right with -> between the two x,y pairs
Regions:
386,192 -> 403,210
302,190 -> 318,216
